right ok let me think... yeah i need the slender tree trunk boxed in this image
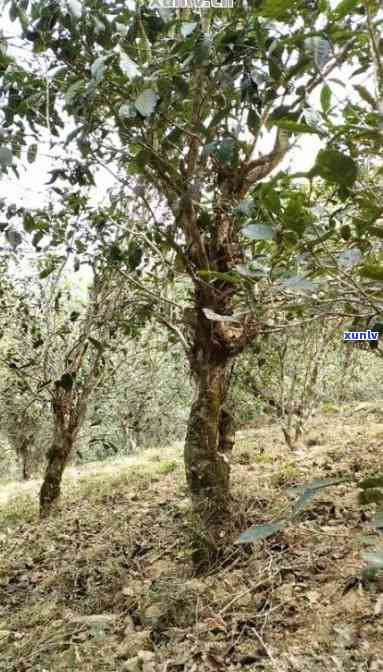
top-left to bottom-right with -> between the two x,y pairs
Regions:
18,439 -> 33,481
40,430 -> 74,517
39,384 -> 86,518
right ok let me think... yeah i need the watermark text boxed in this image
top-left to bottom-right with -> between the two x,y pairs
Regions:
155,0 -> 234,7
343,330 -> 379,341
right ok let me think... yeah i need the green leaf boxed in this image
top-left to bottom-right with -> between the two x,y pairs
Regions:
359,489 -> 383,506
134,89 -> 159,117
109,243 -> 123,262
275,120 -> 319,134
67,0 -> 83,19
23,212 -> 36,233
32,230 -> 44,248
235,199 -> 253,215
27,143 -> 38,164
5,228 -> 22,250
313,149 -> 358,188
127,242 -> 143,270
354,84 -> 376,109
291,488 -> 319,517
39,266 -> 55,279
320,84 -> 332,114
236,521 -> 286,544
181,22 -> 197,38
360,264 -> 383,282
279,276 -> 316,292
332,0 -> 359,19
248,108 -> 260,133
202,141 -> 218,160
194,36 -> 211,66
235,263 -> 267,277
9,1 -> 18,21
202,308 -> 242,323
359,476 -> 383,490
91,55 -> 107,82
357,535 -> 377,546
362,549 -> 383,570
289,477 -> 352,517
242,224 -> 273,241
370,322 -> 383,336
64,81 -> 84,106
198,270 -> 241,285
305,36 -> 331,69
89,336 -> 104,352
215,138 -> 235,164
371,512 -> 383,530
258,0 -> 295,19
173,76 -> 188,98
337,248 -> 361,268
0,146 -> 13,168
119,104 -> 137,120
202,138 -> 236,165
287,477 -> 351,494
119,53 -> 140,79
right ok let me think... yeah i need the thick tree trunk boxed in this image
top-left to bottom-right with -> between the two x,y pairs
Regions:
184,360 -> 233,521
40,431 -> 74,517
184,305 -> 236,569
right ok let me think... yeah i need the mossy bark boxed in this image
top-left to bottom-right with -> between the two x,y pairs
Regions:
40,432 -> 74,517
184,303 -> 237,567
39,387 -> 85,518
184,360 -> 233,520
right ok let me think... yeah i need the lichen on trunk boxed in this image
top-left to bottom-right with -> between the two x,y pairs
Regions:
40,432 -> 74,517
184,358 -> 233,524
183,299 -> 241,569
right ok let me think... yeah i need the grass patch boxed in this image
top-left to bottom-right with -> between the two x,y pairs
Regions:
157,459 -> 179,475
322,401 -> 338,414
270,463 -> 302,487
0,493 -> 38,527
255,451 -> 275,464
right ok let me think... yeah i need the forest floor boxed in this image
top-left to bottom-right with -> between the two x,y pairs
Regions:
1,404 -> 383,671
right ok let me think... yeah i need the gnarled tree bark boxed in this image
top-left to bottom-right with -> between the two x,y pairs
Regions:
39,384 -> 84,518
39,340 -> 102,518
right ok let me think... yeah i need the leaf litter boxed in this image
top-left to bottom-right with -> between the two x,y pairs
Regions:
1,406 -> 383,670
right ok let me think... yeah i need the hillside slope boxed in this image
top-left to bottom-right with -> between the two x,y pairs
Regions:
1,408 -> 383,671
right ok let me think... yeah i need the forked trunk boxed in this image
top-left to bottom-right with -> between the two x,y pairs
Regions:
40,431 -> 74,517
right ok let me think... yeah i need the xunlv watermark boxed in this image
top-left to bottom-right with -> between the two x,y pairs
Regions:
343,330 -> 379,341
154,0 -> 234,7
